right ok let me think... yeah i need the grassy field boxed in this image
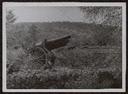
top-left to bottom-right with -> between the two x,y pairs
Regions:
6,22 -> 122,89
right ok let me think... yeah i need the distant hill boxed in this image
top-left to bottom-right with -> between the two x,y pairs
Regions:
14,22 -> 116,35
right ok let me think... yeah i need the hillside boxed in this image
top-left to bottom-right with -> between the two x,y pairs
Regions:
7,22 -> 122,89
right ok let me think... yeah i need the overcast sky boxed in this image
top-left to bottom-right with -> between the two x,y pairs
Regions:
7,7 -> 86,23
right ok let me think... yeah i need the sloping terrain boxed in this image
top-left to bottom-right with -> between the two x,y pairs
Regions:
7,22 -> 122,89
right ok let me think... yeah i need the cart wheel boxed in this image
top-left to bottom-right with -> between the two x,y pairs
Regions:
28,47 -> 48,66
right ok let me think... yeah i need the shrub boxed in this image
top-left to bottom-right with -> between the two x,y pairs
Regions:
7,67 -> 81,89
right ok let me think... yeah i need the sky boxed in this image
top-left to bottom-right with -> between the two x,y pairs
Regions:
7,7 -> 86,23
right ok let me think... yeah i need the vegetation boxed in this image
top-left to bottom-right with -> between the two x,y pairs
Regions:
6,10 -> 16,25
6,10 -> 122,89
80,7 -> 122,27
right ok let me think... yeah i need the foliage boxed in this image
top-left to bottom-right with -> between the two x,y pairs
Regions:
7,68 -> 81,89
6,10 -> 16,25
80,7 -> 122,27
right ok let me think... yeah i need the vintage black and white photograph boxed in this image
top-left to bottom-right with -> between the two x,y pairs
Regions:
2,2 -> 126,92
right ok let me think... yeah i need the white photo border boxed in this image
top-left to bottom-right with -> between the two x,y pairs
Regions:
2,2 -> 126,92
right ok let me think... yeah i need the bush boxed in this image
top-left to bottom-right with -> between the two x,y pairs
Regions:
95,67 -> 122,88
7,67 -> 81,89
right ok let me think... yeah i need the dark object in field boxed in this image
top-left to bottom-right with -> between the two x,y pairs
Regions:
45,35 -> 71,51
28,35 -> 71,69
35,35 -> 71,51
